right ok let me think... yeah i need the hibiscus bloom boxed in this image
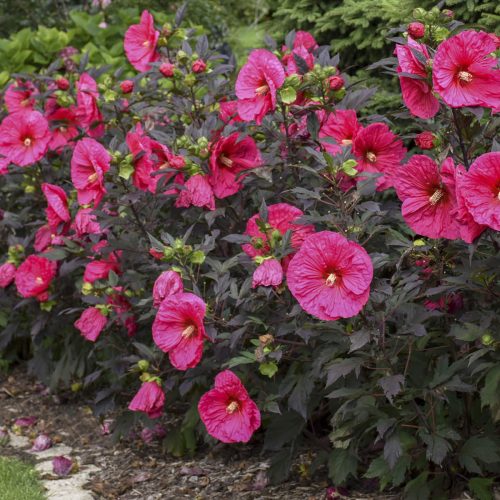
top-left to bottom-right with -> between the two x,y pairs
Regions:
107,289 -> 137,337
395,38 -> 439,119
124,10 -> 160,72
283,44 -> 314,76
46,106 -> 79,152
4,80 -> 38,114
76,73 -> 104,138
432,30 -> 500,110
0,262 -> 16,288
252,258 -> 283,288
83,251 -> 121,284
153,270 -> 184,307
126,124 -> 185,193
459,152 -> 500,231
291,31 -> 318,51
452,163 -> 487,243
15,255 -> 57,301
73,208 -> 102,237
152,292 -> 207,371
74,307 -> 108,342
198,370 -> 261,444
352,122 -> 406,191
394,156 -> 461,239
175,174 -> 215,210
71,138 -> 111,207
0,111 -> 51,167
235,49 -> 285,124
34,225 -> 59,253
319,109 -> 361,156
242,203 -> 315,259
41,183 -> 71,233
219,100 -> 242,124
287,231 -> 373,321
209,132 -> 262,199
128,381 -> 165,419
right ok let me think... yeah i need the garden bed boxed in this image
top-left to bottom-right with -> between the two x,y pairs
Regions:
0,365 -> 334,499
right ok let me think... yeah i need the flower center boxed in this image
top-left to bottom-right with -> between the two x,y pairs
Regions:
181,325 -> 196,338
21,98 -> 30,107
497,189 -> 500,201
87,172 -> 98,183
325,272 -> 337,287
219,154 -> 233,168
366,151 -> 377,163
458,70 -> 473,83
429,188 -> 444,205
59,126 -> 67,133
226,401 -> 240,414
255,84 -> 269,96
23,137 -> 32,147
35,276 -> 43,285
142,40 -> 150,47
341,139 -> 352,146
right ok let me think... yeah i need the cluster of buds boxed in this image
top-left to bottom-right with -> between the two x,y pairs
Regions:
410,7 -> 454,43
111,150 -> 135,180
98,75 -> 118,103
150,238 -> 205,266
7,244 -> 25,266
176,135 -> 209,159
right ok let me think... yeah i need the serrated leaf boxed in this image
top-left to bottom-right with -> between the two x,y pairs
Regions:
328,449 -> 357,484
378,374 -> 404,403
468,477 -> 493,500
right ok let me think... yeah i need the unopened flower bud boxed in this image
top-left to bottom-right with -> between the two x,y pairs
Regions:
56,77 -> 70,91
408,22 -> 425,39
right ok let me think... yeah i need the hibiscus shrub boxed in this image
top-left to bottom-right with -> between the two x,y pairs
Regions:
1,5 -> 500,497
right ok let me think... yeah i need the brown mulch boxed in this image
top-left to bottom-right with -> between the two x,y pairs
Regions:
0,365 -> 333,499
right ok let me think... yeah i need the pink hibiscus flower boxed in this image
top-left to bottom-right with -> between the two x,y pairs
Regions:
15,255 -> 57,302
74,307 -> 108,342
72,208 -> 102,237
283,44 -> 314,76
4,80 -> 38,114
0,262 -> 16,288
432,30 -> 500,110
219,100 -> 242,125
395,38 -> 439,119
198,370 -> 261,444
76,73 -> 104,138
209,132 -> 262,199
319,109 -> 362,155
46,106 -> 79,152
394,155 -> 461,239
126,125 -> 185,193
124,10 -> 160,72
242,203 -> 315,259
152,292 -> 208,371
452,163 -> 487,243
153,270 -> 184,307
291,31 -> 318,51
352,122 -> 406,191
128,381 -> 165,419
71,138 -> 111,207
459,152 -> 500,231
287,231 -> 373,321
0,111 -> 51,167
41,183 -> 71,233
83,251 -> 121,284
235,49 -> 285,124
175,174 -> 215,210
252,258 -> 283,288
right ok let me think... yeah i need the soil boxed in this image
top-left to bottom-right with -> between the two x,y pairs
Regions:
0,365 -> 334,500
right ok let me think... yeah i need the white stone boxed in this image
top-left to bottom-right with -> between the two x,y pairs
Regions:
29,445 -> 73,460
7,432 -> 30,448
